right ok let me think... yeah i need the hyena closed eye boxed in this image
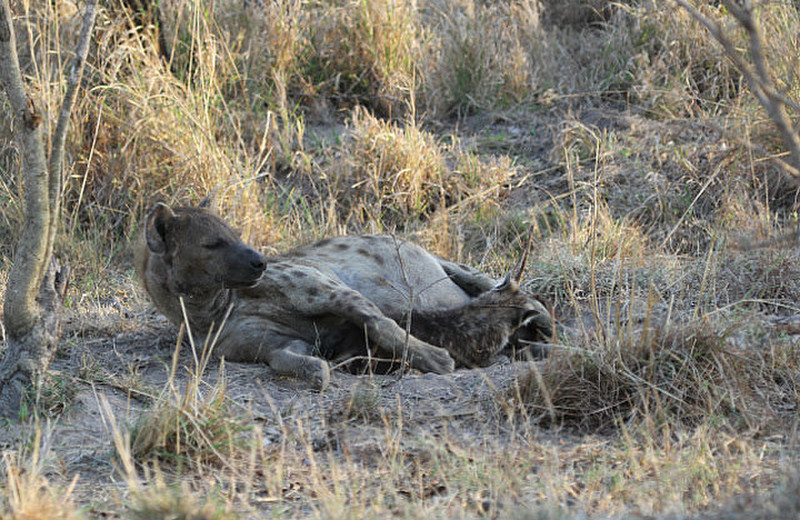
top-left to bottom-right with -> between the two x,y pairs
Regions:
135,202 -> 553,390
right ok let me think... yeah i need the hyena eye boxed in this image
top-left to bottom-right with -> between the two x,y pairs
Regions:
203,239 -> 227,250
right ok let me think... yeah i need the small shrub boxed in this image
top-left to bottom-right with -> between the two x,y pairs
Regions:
323,108 -> 442,229
126,327 -> 253,469
301,0 -> 420,117
0,432 -> 83,520
128,480 -> 234,520
324,107 -> 516,232
129,371 -> 251,468
335,381 -> 384,424
514,316 -> 799,433
36,373 -> 80,418
424,0 -> 536,116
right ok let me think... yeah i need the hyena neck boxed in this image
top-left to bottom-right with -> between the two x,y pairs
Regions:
176,287 -> 237,337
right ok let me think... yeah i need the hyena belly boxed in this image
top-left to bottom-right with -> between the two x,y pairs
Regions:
279,235 -> 485,371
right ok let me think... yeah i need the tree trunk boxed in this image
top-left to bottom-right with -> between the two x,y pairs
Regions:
0,0 -> 96,416
0,260 -> 69,414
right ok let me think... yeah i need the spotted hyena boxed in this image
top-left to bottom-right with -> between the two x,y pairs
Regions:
134,202 -> 553,390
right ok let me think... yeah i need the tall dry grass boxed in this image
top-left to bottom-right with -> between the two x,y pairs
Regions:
76,1 -> 271,244
2,0 -> 794,261
423,0 -> 540,116
514,313 -> 800,432
316,107 -> 515,235
101,318 -> 253,518
1,0 -> 800,518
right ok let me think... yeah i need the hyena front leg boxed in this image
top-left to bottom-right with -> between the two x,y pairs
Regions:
290,279 -> 455,374
265,338 -> 331,390
334,290 -> 455,374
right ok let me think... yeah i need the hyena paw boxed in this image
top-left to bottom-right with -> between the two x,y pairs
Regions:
416,345 -> 455,374
306,359 -> 330,391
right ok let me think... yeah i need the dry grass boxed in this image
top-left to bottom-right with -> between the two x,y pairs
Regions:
2,0 -> 800,518
708,469 -> 800,519
127,480 -> 231,520
73,0 -> 270,247
126,321 -> 253,470
328,107 -> 449,230
101,320 -> 252,518
316,106 -> 515,234
300,0 -> 420,118
0,427 -> 82,520
514,313 -> 799,432
423,0 -> 540,116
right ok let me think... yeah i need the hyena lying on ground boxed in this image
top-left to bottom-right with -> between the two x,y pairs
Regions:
135,202 -> 553,389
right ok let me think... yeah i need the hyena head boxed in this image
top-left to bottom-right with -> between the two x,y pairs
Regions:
144,202 -> 267,297
488,238 -> 553,338
481,272 -> 546,331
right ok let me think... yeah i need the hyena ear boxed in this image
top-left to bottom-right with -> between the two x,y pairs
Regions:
512,235 -> 532,284
495,271 -> 514,291
145,202 -> 176,254
497,235 -> 532,289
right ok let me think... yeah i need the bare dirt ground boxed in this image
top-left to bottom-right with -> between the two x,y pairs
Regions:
3,298 -> 567,518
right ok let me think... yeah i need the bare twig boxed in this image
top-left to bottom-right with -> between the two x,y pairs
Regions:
674,0 -> 800,180
47,0 -> 98,262
392,234 -> 414,378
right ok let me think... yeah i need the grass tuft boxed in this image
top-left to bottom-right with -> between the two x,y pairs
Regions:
424,0 -> 538,116
321,106 -> 516,235
127,475 -> 234,520
126,323 -> 252,470
0,428 -> 82,520
515,314 -> 799,434
298,0 -> 421,117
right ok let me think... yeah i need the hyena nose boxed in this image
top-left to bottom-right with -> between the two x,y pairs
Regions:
250,252 -> 267,272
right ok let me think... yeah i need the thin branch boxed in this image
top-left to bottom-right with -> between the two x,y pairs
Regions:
723,0 -> 800,172
46,0 -> 98,261
674,0 -> 800,179
0,0 -> 31,120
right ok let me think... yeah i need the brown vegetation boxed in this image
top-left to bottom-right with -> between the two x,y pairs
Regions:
2,0 -> 800,518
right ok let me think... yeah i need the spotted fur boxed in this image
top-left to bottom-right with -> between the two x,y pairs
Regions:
135,203 -> 553,390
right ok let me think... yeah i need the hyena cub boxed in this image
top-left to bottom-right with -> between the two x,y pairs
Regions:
407,245 -> 544,367
135,202 -> 553,389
